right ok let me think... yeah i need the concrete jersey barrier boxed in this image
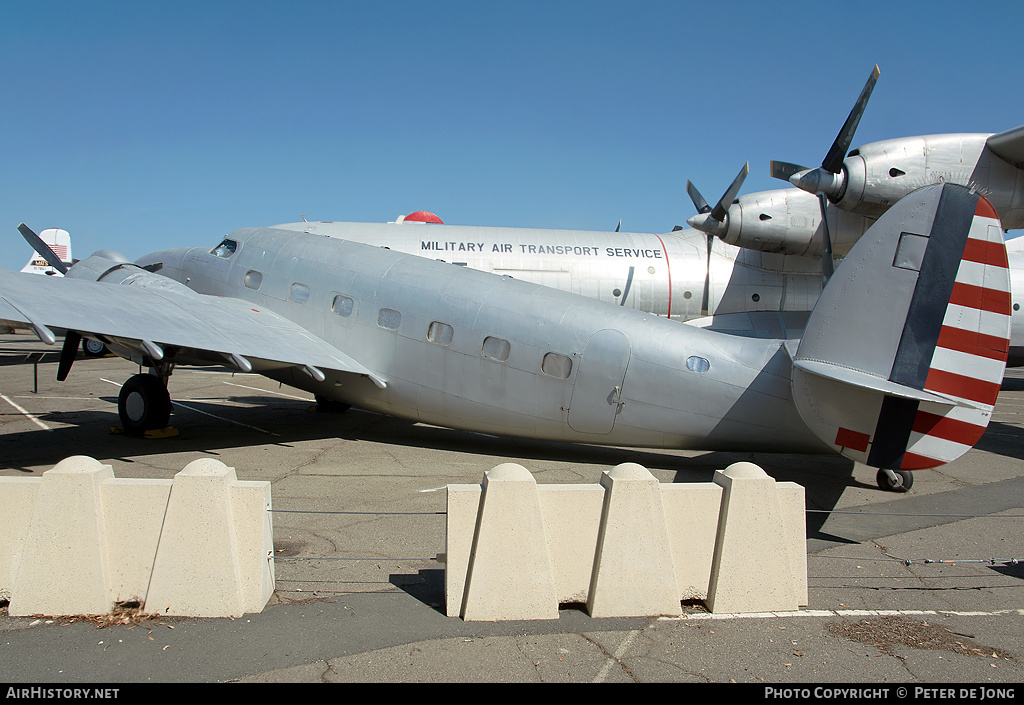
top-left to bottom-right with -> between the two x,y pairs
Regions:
445,461 -> 806,620
0,455 -> 274,618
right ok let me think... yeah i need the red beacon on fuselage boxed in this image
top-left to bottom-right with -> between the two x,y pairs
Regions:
395,211 -> 444,224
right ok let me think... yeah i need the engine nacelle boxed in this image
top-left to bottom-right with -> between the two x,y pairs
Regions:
717,188 -> 872,256
66,250 -> 199,297
834,134 -> 1024,229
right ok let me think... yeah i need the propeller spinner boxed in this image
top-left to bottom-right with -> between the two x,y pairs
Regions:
685,162 -> 749,238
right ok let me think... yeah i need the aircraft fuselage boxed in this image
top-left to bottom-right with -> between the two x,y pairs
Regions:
271,220 -> 825,326
139,228 -> 827,453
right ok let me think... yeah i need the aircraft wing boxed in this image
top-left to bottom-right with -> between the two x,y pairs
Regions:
0,268 -> 385,386
987,124 -> 1024,168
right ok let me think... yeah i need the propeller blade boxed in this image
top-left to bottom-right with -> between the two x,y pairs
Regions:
701,233 -> 713,316
57,331 -> 81,382
687,180 -> 711,214
770,160 -> 808,182
685,163 -> 749,239
769,65 -> 880,200
818,194 -> 834,286
821,64 -> 880,174
709,162 -> 749,222
18,223 -> 69,275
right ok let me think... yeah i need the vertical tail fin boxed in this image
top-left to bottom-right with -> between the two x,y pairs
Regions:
20,228 -> 73,276
791,183 -> 1010,472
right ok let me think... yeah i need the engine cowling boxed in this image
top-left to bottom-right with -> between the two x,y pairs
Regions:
829,134 -> 1024,230
715,188 -> 872,256
66,250 -> 199,297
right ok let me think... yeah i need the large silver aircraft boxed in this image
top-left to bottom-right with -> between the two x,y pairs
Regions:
273,67 -> 1024,362
0,182 -> 1011,492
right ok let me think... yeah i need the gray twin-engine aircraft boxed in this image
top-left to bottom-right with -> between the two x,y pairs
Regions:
278,67 -> 1024,362
0,182 -> 1011,492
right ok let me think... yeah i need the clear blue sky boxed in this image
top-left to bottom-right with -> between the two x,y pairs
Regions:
3,1 -> 1024,271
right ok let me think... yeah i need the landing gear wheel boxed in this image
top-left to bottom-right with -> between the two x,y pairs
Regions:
82,338 -> 107,357
118,374 -> 171,434
877,468 -> 914,492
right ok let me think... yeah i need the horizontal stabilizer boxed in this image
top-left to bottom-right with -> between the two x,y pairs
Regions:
791,359 -> 957,407
792,183 -> 1010,471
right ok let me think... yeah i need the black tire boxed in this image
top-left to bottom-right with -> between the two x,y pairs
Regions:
876,468 -> 913,492
82,338 -> 107,357
118,374 -> 171,433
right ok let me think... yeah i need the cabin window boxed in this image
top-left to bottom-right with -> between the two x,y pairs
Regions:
482,336 -> 510,362
332,295 -> 354,317
541,352 -> 572,379
244,270 -> 263,290
686,356 -> 710,374
211,239 -> 237,258
377,308 -> 401,331
427,321 -> 454,346
290,283 -> 310,304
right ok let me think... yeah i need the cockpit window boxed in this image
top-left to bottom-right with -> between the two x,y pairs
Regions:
211,239 -> 237,258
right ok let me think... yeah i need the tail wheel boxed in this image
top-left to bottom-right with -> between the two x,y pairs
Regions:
877,468 -> 914,492
118,374 -> 171,433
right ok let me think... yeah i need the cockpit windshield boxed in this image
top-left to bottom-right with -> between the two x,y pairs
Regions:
211,239 -> 237,258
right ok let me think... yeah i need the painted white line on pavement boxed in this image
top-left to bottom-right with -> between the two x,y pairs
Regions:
222,381 -> 312,401
593,629 -> 641,683
101,377 -> 278,435
0,394 -> 51,431
661,608 -> 1024,621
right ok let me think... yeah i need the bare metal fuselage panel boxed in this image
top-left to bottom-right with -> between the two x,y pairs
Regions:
139,228 -> 823,453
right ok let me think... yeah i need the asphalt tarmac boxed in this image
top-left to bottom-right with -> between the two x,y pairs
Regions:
0,332 -> 1022,685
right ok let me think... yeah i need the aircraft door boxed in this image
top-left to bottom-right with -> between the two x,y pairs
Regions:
568,329 -> 631,434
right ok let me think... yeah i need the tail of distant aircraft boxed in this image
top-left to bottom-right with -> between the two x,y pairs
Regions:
790,183 -> 1010,489
20,228 -> 73,276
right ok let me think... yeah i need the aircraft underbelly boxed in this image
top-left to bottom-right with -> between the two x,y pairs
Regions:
567,329 -> 631,434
